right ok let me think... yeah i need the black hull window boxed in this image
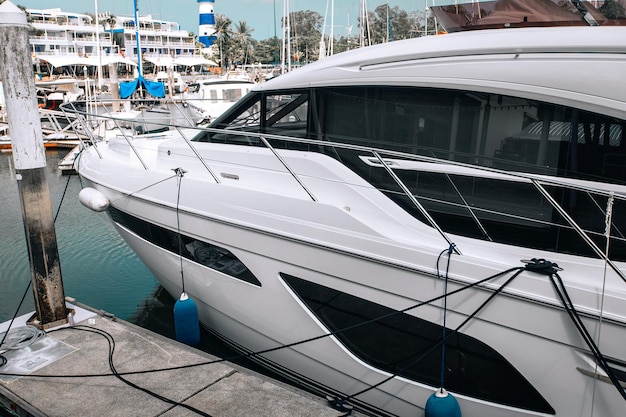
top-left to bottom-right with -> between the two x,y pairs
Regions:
108,207 -> 261,286
281,273 -> 554,414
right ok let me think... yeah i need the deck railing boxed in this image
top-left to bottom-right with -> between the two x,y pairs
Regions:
61,98 -> 626,281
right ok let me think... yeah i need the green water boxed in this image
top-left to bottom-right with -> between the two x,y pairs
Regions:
0,149 -> 284,377
0,149 -> 244,354
0,149 -> 160,323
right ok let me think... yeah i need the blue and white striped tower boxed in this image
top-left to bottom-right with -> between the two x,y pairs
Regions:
198,0 -> 217,47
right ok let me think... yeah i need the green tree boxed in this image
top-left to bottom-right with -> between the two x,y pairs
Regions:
600,0 -> 626,19
233,21 -> 254,65
284,10 -> 323,62
369,4 -> 414,43
254,36 -> 280,64
332,34 -> 360,54
213,14 -> 233,70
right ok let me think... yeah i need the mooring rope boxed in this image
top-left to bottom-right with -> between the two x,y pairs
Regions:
438,243 -> 456,391
173,167 -> 187,293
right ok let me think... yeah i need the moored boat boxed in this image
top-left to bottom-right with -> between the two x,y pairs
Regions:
74,1 -> 626,415
181,70 -> 257,123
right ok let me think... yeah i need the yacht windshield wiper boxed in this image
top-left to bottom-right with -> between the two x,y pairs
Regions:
569,0 -> 600,26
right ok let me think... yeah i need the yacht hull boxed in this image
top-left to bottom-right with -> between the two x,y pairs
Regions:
79,168 -> 624,416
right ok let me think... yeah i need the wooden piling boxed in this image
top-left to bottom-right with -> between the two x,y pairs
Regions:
0,1 -> 68,328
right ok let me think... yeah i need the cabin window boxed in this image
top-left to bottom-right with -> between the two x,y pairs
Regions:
205,86 -> 626,259
315,86 -> 626,260
264,93 -> 309,138
224,88 -> 243,102
199,92 -> 311,146
107,207 -> 261,286
211,86 -> 625,181
281,273 -> 554,414
315,87 -> 626,184
193,94 -> 264,145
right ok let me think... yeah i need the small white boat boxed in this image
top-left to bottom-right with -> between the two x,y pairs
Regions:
182,76 -> 255,123
149,70 -> 187,95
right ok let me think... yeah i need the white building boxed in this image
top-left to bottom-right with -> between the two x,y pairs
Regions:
26,7 -> 213,78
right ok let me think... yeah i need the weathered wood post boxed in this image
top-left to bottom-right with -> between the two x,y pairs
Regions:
0,1 -> 68,329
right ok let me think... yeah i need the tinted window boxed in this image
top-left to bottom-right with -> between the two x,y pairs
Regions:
200,86 -> 626,260
108,207 -> 261,286
264,93 -> 309,137
281,273 -> 554,414
318,86 -> 625,184
316,87 -> 626,259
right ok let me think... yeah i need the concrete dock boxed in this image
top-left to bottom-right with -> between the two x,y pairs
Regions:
0,301 -> 355,417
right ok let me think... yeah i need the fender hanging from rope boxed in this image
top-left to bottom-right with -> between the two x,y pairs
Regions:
426,243 -> 462,417
172,167 -> 200,346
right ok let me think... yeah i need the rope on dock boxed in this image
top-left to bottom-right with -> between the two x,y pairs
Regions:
0,325 -> 46,351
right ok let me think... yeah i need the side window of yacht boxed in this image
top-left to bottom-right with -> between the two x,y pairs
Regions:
264,93 -> 309,138
227,97 -> 262,129
194,94 -> 262,145
319,86 -> 626,183
317,86 -> 626,260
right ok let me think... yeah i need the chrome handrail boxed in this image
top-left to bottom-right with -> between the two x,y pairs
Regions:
259,135 -> 317,202
205,128 -> 626,279
371,151 -> 460,254
532,181 -> 625,283
172,124 -> 221,184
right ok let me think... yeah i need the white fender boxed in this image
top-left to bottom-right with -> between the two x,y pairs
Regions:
78,187 -> 110,212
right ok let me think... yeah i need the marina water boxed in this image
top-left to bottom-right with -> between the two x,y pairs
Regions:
0,148 -> 188,337
0,149 -> 277,374
0,149 -> 161,324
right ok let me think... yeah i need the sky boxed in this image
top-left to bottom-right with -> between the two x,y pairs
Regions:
14,0 -> 428,40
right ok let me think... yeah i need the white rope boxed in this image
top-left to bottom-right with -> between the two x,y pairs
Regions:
0,325 -> 46,351
591,191 -> 615,416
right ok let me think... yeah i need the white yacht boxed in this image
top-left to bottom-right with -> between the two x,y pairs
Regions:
74,1 -> 626,415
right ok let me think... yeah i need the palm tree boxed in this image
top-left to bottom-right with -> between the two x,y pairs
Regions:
233,21 -> 254,66
214,15 -> 233,71
105,15 -> 117,31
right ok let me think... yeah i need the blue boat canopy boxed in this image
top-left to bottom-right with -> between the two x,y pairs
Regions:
120,75 -> 165,99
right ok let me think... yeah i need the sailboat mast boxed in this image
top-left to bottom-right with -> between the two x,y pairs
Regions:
360,0 -> 364,47
360,0 -> 370,48
319,0 -> 329,60
386,1 -> 390,43
94,0 -> 103,90
330,0 -> 334,56
281,0 -> 286,73
286,0 -> 291,72
134,0 -> 143,77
